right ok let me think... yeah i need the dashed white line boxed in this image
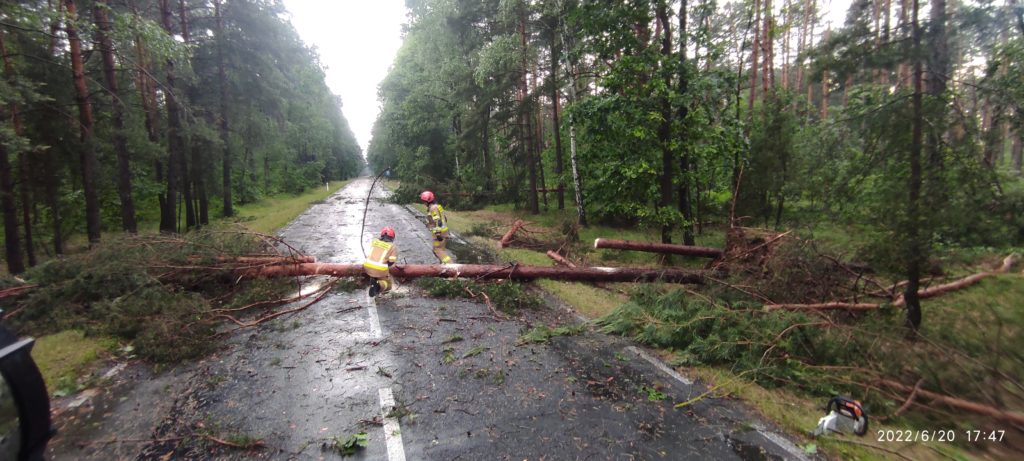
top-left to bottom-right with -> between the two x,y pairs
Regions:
378,387 -> 407,461
367,295 -> 383,339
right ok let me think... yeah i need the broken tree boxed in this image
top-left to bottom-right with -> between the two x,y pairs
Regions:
594,238 -> 724,258
499,220 -> 526,248
242,263 -> 710,284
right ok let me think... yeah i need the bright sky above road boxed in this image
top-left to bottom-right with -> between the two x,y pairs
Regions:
281,0 -> 850,156
282,0 -> 408,155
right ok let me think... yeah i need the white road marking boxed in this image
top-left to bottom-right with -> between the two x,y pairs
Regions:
367,294 -> 383,339
626,345 -> 693,385
378,387 -> 407,461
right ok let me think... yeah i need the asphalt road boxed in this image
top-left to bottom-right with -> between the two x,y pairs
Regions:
46,178 -> 811,461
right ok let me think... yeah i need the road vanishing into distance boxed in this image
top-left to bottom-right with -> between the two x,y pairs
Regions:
46,178 -> 811,460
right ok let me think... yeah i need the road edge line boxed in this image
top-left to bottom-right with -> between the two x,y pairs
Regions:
378,387 -> 407,461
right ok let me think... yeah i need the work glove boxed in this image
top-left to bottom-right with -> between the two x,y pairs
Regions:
436,235 -> 444,241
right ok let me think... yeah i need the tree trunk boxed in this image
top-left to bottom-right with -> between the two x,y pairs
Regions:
678,0 -> 695,246
129,0 -> 159,143
243,263 -> 711,284
561,24 -> 587,226
761,0 -> 773,94
594,238 -> 723,258
178,0 -> 196,230
95,0 -> 137,234
549,29 -> 565,210
65,0 -> 102,244
157,0 -> 184,233
749,0 -> 761,111
520,14 -> 539,215
1012,134 -> 1022,175
657,1 -> 674,245
216,0 -> 233,217
0,31 -> 23,273
904,0 -> 924,331
482,103 -> 494,190
820,27 -> 830,119
499,220 -> 526,248
782,0 -> 790,91
1,31 -> 32,269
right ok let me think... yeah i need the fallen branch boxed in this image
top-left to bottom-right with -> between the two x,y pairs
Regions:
766,253 -> 1021,311
878,379 -> 1024,426
763,302 -> 883,311
545,250 -> 577,268
594,238 -> 724,259
215,280 -> 336,331
241,263 -> 711,284
499,220 -> 526,248
893,378 -> 925,417
893,253 -> 1020,307
0,284 -> 37,300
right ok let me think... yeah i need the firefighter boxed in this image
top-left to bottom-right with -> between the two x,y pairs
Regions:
364,227 -> 398,297
419,190 -> 452,264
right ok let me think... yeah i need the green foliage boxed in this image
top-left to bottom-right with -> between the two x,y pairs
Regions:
325,432 -> 368,457
416,278 -> 540,312
517,323 -> 586,345
4,232 -> 293,362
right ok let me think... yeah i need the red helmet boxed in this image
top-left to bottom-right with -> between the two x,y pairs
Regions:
380,226 -> 396,239
419,190 -> 435,203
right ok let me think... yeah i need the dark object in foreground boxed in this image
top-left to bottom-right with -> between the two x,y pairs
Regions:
594,238 -> 724,259
0,322 -> 52,461
242,263 -> 710,284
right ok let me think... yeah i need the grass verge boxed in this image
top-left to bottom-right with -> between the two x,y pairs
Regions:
31,330 -> 117,396
230,180 -> 349,234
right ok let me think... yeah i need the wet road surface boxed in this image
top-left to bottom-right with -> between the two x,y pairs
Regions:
46,178 -> 810,460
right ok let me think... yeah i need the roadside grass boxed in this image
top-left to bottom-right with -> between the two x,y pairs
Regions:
443,201 -> 1022,461
229,180 -> 349,234
31,330 -> 118,396
17,181 -> 351,397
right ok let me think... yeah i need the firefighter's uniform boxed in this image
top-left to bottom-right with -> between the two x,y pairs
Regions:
363,238 -> 398,294
426,203 -> 452,264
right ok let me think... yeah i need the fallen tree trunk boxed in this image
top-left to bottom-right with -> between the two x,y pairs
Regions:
546,250 -> 577,268
499,220 -> 526,248
241,263 -> 709,284
892,253 -> 1019,307
768,253 -> 1020,311
879,379 -> 1024,426
594,238 -> 724,259
763,302 -> 882,311
221,255 -> 315,264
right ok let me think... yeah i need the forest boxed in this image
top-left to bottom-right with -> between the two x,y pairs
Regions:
0,0 -> 364,273
369,0 -> 1024,326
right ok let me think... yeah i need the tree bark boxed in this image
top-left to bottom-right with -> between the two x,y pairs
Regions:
594,238 -> 723,258
546,250 -> 577,268
878,380 -> 1024,426
561,24 -> 587,226
657,1 -> 675,245
158,0 -> 183,233
216,0 -> 234,217
499,219 -> 526,248
242,263 -> 711,284
178,0 -> 196,230
94,0 -> 138,233
65,0 -> 102,244
1,31 -> 31,271
678,0 -> 695,246
904,0 -> 924,331
761,0 -> 774,94
749,0 -> 761,111
549,27 -> 565,210
128,0 -> 160,143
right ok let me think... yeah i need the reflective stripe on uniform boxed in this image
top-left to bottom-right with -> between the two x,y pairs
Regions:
431,227 -> 448,234
363,260 -> 389,271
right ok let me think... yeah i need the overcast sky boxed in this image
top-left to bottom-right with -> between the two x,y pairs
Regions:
282,0 -> 408,154
280,1 -> 849,155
